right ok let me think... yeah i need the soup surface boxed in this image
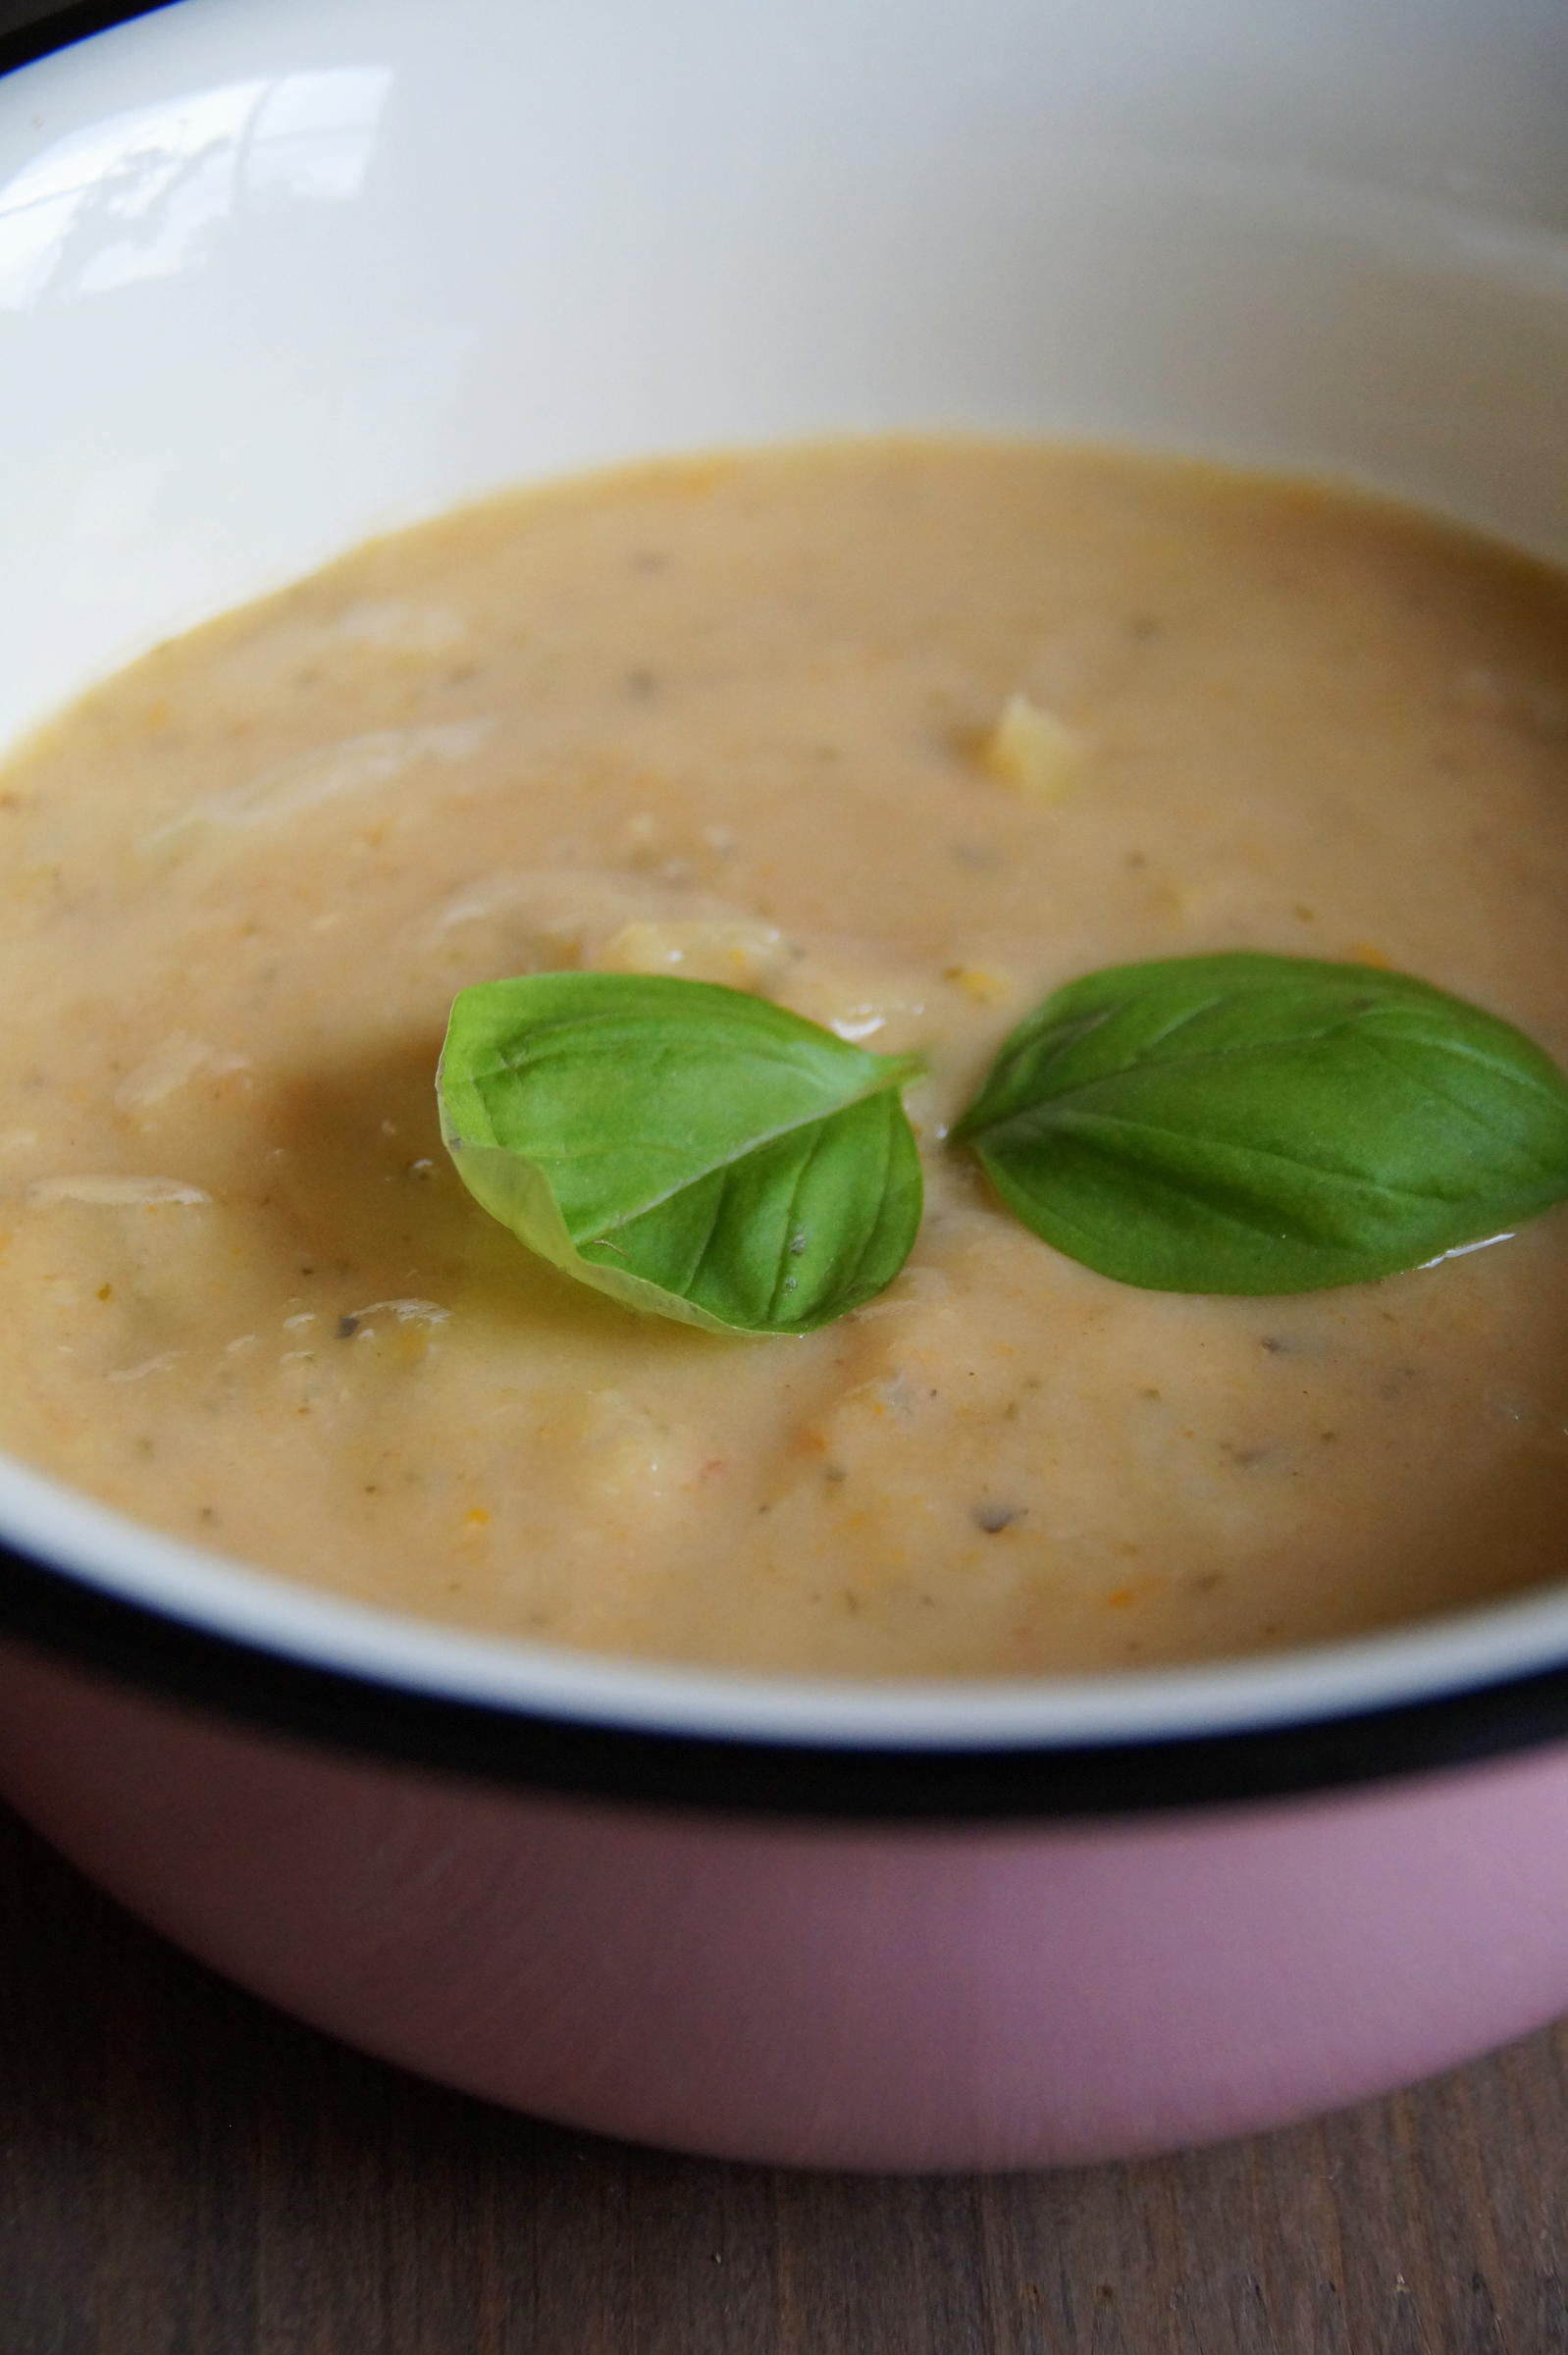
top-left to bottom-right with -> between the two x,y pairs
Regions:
3,442 -> 1568,1676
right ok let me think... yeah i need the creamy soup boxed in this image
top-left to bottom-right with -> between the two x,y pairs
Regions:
3,441 -> 1568,1676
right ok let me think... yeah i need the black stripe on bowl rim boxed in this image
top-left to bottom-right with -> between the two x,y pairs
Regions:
0,0 -> 176,78
4,1533 -> 1568,1820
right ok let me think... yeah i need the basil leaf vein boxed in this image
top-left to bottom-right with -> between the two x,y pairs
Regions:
438,972 -> 923,1334
953,952 -> 1568,1293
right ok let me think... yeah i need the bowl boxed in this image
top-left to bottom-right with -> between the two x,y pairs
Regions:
2,0 -> 1568,2170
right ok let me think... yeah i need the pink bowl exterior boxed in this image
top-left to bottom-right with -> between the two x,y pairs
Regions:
1,1636 -> 1566,2170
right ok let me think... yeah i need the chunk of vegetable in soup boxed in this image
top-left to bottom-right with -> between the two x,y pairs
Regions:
2,441 -> 1568,1676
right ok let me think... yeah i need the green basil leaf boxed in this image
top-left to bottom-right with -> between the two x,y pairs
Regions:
952,951 -> 1568,1294
438,972 -> 923,1334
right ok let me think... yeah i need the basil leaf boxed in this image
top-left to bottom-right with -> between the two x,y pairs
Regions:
952,952 -> 1568,1293
438,972 -> 923,1334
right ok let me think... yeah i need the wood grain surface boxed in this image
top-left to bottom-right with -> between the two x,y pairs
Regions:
0,1800 -> 1565,2355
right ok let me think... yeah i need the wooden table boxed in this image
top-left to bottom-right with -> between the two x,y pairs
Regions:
2,1800 -> 1565,2354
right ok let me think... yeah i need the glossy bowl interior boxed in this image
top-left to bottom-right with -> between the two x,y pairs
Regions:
3,0 -> 1568,1796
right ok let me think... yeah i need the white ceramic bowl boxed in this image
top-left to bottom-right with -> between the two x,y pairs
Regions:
2,0 -> 1568,2169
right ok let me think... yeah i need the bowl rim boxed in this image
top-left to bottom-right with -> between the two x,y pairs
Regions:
7,1447 -> 1568,1818
10,1529 -> 1568,1819
0,0 -> 173,78
6,0 -> 1568,1822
